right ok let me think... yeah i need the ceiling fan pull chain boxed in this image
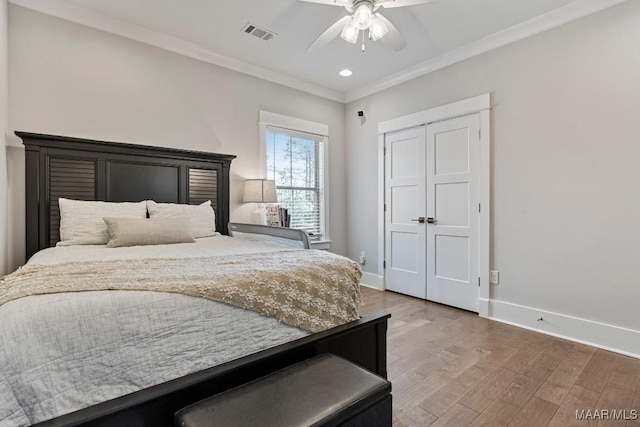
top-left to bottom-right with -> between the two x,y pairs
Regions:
362,30 -> 366,52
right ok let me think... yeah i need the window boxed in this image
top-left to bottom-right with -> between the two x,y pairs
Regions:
266,127 -> 324,235
259,111 -> 328,239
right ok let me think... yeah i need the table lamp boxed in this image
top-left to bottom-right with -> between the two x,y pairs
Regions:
243,179 -> 278,225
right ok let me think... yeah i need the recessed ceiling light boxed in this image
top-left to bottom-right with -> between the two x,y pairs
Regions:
339,69 -> 353,77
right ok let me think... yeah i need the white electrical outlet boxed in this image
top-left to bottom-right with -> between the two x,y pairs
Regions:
490,270 -> 499,284
359,251 -> 366,265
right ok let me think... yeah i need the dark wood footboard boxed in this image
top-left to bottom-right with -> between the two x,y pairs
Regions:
33,313 -> 390,427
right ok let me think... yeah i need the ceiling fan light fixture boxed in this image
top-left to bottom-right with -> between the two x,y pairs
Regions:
340,18 -> 359,44
353,3 -> 373,30
302,0 -> 414,52
369,14 -> 389,41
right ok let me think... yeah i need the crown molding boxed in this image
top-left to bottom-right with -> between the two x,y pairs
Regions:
9,0 -> 628,105
8,0 -> 346,103
345,0 -> 629,103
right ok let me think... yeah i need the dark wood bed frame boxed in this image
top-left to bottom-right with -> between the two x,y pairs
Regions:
17,131 -> 389,427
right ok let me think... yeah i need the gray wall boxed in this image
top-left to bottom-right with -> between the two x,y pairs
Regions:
0,0 -> 8,277
7,5 -> 346,270
6,1 -> 640,339
345,1 -> 640,329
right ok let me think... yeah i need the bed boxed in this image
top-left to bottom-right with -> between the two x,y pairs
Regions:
0,132 -> 389,427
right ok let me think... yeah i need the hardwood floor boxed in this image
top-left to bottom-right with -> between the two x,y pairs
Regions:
359,287 -> 640,427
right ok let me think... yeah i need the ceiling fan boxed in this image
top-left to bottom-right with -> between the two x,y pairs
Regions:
301,0 -> 435,52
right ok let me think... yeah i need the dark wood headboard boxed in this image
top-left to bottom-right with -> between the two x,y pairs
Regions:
17,131 -> 236,260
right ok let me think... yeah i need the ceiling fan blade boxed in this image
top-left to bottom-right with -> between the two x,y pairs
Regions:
376,13 -> 407,51
299,0 -> 353,7
377,0 -> 435,8
306,15 -> 352,52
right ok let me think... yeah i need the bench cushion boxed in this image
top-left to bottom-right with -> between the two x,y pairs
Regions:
175,354 -> 391,427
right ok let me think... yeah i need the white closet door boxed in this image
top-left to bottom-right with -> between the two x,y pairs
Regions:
384,126 -> 427,299
426,114 -> 480,312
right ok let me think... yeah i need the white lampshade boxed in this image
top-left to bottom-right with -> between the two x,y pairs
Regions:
243,179 -> 278,203
341,18 -> 359,44
369,14 -> 389,41
353,4 -> 373,30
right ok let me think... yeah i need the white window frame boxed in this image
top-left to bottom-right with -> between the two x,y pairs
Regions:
259,111 -> 330,247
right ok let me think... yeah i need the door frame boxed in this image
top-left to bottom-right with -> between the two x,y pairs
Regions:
377,94 -> 491,318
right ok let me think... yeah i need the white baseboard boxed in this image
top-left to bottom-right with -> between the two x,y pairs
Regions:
489,299 -> 640,359
360,272 -> 384,291
479,298 -> 490,318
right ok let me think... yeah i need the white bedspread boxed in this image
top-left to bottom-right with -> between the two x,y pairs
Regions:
0,237 -> 310,426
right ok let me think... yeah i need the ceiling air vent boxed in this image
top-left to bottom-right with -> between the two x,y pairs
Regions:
241,23 -> 277,41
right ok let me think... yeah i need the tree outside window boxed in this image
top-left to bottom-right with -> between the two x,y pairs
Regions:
266,128 -> 324,236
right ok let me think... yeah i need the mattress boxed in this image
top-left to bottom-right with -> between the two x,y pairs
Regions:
0,237 -> 312,426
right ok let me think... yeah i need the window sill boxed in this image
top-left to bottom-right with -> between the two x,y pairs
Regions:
309,240 -> 331,250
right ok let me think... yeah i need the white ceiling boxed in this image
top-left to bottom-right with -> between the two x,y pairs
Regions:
11,0 -> 627,102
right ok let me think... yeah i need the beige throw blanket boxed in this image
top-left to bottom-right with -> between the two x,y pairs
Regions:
0,250 -> 362,333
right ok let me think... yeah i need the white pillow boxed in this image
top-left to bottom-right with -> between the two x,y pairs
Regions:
58,198 -> 147,246
146,200 -> 216,238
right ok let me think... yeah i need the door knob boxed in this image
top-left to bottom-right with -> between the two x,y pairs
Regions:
411,217 -> 425,223
426,217 -> 436,224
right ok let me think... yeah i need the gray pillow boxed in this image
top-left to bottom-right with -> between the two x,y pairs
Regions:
103,217 -> 196,248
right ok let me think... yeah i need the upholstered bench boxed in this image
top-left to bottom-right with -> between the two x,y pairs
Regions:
175,354 -> 392,427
